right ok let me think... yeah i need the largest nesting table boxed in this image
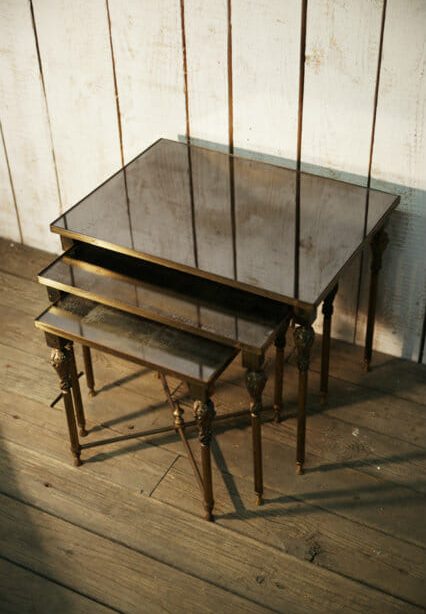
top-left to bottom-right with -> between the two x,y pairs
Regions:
44,139 -> 399,472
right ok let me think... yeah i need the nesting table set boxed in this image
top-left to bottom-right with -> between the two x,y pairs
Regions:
34,139 -> 399,520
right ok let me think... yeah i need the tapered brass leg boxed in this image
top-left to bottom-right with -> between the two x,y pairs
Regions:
293,320 -> 315,475
68,342 -> 88,436
273,319 -> 290,423
82,345 -> 96,396
320,284 -> 338,406
193,398 -> 216,521
50,344 -> 82,466
364,229 -> 389,372
245,357 -> 267,505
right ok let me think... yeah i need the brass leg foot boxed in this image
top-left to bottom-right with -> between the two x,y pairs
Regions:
194,399 -> 216,522
245,365 -> 267,506
273,409 -> 281,424
83,346 -> 96,397
73,454 -> 82,467
296,462 -> 304,476
294,321 -> 315,474
256,494 -> 264,506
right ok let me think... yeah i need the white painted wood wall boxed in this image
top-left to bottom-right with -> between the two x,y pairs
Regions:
0,0 -> 425,362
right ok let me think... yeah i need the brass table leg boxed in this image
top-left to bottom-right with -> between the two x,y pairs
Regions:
273,318 -> 290,423
48,337 -> 82,466
82,345 -> 96,396
68,342 -> 88,436
364,228 -> 389,372
193,398 -> 216,521
244,353 -> 267,505
320,284 -> 338,406
293,310 -> 315,475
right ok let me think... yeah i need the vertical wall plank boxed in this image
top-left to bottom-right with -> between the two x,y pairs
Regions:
32,0 -> 120,210
302,0 -> 383,179
0,0 -> 60,252
302,0 -> 383,341
184,0 -> 229,147
231,0 -> 300,299
232,0 -> 300,164
108,0 -> 186,163
184,0 -> 234,276
355,0 -> 426,361
0,123 -> 20,243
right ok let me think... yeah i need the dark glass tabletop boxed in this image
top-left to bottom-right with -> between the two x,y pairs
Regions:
35,294 -> 238,385
51,139 -> 399,306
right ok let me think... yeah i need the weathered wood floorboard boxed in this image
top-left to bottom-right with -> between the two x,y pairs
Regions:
2,390 -> 425,608
0,557 -> 115,614
7,322 -> 425,544
0,493 -> 268,614
1,346 -> 426,607
308,338 -> 426,407
0,239 -> 53,280
2,379 -> 426,608
3,329 -> 425,548
152,456 -> 426,609
0,439 -> 422,613
0,387 -> 177,497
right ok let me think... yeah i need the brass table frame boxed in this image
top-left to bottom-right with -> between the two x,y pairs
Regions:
45,138 -> 399,479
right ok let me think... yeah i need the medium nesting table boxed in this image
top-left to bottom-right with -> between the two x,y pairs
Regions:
37,245 -> 292,514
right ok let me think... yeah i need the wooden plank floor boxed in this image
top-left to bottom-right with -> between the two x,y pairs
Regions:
0,237 -> 425,613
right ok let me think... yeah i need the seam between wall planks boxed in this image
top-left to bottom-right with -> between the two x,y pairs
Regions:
227,0 -> 237,281
227,0 -> 234,157
179,0 -> 191,144
179,0 -> 198,268
105,0 -> 135,251
29,0 -> 63,215
363,0 -> 388,237
105,0 -> 125,169
227,0 -> 238,338
294,0 -> 308,301
0,119 -> 23,244
353,0 -> 388,346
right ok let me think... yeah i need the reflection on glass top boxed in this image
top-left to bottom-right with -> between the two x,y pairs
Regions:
35,295 -> 237,384
52,139 -> 399,304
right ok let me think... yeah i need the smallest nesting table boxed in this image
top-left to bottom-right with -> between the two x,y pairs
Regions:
35,294 -> 239,521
